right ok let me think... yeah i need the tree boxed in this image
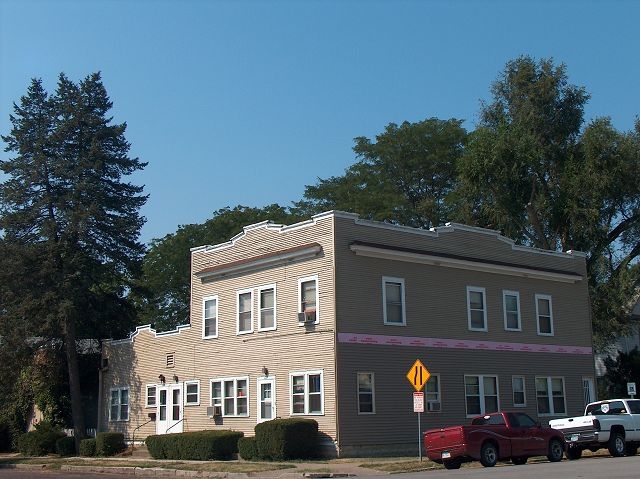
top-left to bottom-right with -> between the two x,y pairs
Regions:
1,73 -> 147,446
296,118 -> 467,229
602,347 -> 640,399
455,56 -> 640,350
136,205 -> 303,331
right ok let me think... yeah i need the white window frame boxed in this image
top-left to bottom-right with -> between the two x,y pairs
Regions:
237,288 -> 254,334
425,374 -> 442,412
258,284 -> 277,331
211,377 -> 249,417
202,295 -> 218,339
467,286 -> 488,332
109,387 -> 129,422
503,290 -> 521,331
464,374 -> 499,417
512,375 -> 526,407
382,276 -> 406,326
290,370 -> 324,415
298,275 -> 319,325
357,372 -> 375,415
536,376 -> 566,416
583,377 -> 595,406
185,380 -> 200,406
146,385 -> 157,408
535,294 -> 554,336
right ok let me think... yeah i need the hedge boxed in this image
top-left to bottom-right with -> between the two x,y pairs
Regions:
254,418 -> 318,460
146,430 -> 243,460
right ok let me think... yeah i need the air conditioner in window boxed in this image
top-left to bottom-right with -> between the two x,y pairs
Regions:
427,401 -> 441,412
297,311 -> 316,324
206,406 -> 222,418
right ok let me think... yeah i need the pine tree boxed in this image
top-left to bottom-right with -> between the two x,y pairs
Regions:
1,73 -> 147,446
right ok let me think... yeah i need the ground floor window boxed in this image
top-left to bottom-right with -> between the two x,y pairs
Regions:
291,370 -> 323,415
109,387 -> 129,421
465,375 -> 498,416
211,377 -> 249,416
536,376 -> 566,415
357,372 -> 375,414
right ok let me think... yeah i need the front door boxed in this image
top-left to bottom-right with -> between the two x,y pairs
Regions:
257,377 -> 276,423
156,384 -> 183,434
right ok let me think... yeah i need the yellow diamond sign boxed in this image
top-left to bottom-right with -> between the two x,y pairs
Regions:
406,359 -> 430,391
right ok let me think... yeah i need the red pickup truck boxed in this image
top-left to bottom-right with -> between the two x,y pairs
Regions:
423,411 -> 565,469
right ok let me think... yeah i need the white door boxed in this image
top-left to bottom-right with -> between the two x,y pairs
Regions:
156,384 -> 183,434
257,377 -> 276,423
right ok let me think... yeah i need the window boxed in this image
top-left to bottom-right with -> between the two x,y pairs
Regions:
536,294 -> 554,335
298,276 -> 318,324
512,376 -> 526,407
211,377 -> 248,417
185,381 -> 199,405
503,290 -> 521,331
465,375 -> 499,416
536,376 -> 566,415
259,285 -> 276,331
357,372 -> 375,414
237,289 -> 253,334
467,287 -> 487,331
426,374 -> 441,412
203,296 -> 218,338
146,385 -> 156,407
383,277 -> 406,326
109,387 -> 129,421
291,371 -> 323,415
583,377 -> 595,406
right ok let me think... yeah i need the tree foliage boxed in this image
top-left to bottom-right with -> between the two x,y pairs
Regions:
0,72 -> 147,443
602,347 -> 640,399
135,205 -> 304,331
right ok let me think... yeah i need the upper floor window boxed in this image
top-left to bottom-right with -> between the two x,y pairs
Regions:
259,285 -> 276,331
503,290 -> 521,331
535,294 -> 554,336
291,370 -> 323,415
203,296 -> 218,339
109,387 -> 129,421
465,375 -> 498,416
298,276 -> 318,324
383,277 -> 406,326
357,372 -> 375,414
512,376 -> 526,407
211,377 -> 249,417
237,289 -> 253,334
185,381 -> 200,406
467,286 -> 487,331
146,385 -> 156,408
536,376 -> 565,416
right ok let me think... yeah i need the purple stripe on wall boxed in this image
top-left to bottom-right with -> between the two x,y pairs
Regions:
337,333 -> 592,355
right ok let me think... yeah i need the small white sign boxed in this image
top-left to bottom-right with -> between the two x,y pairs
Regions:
628,382 -> 637,396
413,391 -> 424,413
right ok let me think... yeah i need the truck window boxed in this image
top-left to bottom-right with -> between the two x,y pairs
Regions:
628,400 -> 640,414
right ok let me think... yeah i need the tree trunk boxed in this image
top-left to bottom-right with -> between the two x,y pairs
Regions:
64,315 -> 86,452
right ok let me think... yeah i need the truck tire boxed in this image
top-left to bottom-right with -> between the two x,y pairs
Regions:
443,459 -> 462,469
608,431 -> 625,457
566,446 -> 582,460
480,442 -> 498,467
547,438 -> 564,462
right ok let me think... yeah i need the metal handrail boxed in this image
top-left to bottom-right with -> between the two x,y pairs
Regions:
166,418 -> 185,433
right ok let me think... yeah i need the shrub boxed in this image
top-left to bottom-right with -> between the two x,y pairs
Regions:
79,438 -> 96,457
95,432 -> 126,456
146,430 -> 243,460
0,420 -> 12,452
16,422 -> 66,456
238,436 -> 257,460
56,436 -> 76,456
254,418 -> 318,460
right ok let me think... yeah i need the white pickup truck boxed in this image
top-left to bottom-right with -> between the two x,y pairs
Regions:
548,398 -> 640,459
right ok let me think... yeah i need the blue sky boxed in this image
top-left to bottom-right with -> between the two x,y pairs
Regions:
1,0 -> 638,244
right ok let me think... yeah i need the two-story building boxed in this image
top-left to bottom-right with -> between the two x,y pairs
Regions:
101,211 -> 596,456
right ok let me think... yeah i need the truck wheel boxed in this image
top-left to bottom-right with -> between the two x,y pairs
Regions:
566,446 -> 582,460
608,431 -> 625,457
625,443 -> 638,456
480,442 -> 498,467
547,438 -> 564,462
512,457 -> 528,465
443,459 -> 462,469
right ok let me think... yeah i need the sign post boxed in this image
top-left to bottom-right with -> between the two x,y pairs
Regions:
406,359 -> 430,461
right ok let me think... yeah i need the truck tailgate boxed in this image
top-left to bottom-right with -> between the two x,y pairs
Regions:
549,415 -> 595,433
424,426 -> 466,460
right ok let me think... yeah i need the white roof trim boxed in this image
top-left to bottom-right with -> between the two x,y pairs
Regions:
350,243 -> 583,283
